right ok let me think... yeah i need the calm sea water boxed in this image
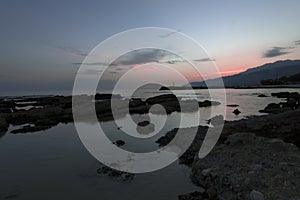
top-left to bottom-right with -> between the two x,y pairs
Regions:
0,88 -> 299,199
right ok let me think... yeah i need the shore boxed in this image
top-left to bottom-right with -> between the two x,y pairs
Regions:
0,91 -> 299,199
155,92 -> 300,200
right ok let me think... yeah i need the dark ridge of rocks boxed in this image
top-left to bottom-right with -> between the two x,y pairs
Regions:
189,132 -> 300,200
271,92 -> 300,99
0,94 -> 221,134
259,92 -> 300,114
227,104 -> 239,107
222,109 -> 300,147
95,93 -> 121,100
146,94 -> 179,105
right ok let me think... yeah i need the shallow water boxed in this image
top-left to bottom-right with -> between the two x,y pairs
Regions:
0,124 -> 198,200
0,88 -> 299,199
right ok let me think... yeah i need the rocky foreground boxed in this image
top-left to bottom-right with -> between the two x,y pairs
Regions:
156,92 -> 300,200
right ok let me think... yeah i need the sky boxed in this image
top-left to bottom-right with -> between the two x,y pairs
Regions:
0,0 -> 300,93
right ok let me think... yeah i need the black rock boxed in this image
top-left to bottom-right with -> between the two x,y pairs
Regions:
271,92 -> 300,99
227,104 -> 239,107
0,117 -> 8,132
233,109 -> 241,115
198,100 -> 221,107
137,120 -> 150,127
258,94 -> 268,97
113,140 -> 125,147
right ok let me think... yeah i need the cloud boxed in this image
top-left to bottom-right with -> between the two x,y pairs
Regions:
263,47 -> 293,58
194,57 -> 216,62
114,49 -> 169,65
295,40 -> 300,45
72,62 -> 117,66
164,57 -> 215,64
56,46 -> 88,57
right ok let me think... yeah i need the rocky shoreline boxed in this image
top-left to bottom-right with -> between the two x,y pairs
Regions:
155,92 -> 300,200
0,93 -> 219,136
0,91 -> 299,199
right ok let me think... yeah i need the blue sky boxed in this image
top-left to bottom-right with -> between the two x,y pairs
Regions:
0,0 -> 300,93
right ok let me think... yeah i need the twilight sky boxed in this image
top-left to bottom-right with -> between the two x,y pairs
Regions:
0,0 -> 300,93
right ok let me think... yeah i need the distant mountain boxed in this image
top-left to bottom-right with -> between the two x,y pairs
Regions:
190,60 -> 300,87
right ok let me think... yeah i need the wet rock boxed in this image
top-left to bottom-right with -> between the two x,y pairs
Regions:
271,92 -> 300,99
259,103 -> 290,114
156,128 -> 178,147
113,140 -> 125,147
227,104 -> 239,107
178,191 -> 205,200
95,93 -> 121,100
97,166 -> 134,181
137,120 -> 150,127
250,190 -> 264,200
258,94 -> 268,97
0,117 -> 8,132
207,115 -> 224,126
136,122 -> 155,135
156,126 -> 207,165
11,124 -> 52,134
146,94 -> 179,105
233,109 -> 241,115
129,98 -> 148,114
198,100 -> 221,107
